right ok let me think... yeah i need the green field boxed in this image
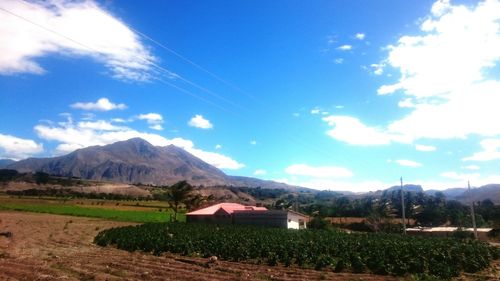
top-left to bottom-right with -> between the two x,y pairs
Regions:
95,223 -> 499,279
0,202 -> 185,223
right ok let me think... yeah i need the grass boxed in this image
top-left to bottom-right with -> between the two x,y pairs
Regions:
0,202 -> 185,223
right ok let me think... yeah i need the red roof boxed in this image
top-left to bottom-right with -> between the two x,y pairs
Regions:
187,203 -> 267,216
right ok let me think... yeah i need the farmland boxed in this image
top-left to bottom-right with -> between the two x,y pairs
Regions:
95,222 -> 500,279
0,195 -> 184,223
0,211 -> 401,281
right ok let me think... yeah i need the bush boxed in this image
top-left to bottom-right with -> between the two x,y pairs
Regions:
307,217 -> 330,230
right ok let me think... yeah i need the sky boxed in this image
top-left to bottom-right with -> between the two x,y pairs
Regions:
1,0 -> 500,192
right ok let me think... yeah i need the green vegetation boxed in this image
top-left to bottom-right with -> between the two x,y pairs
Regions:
0,169 -> 91,187
0,202 -> 184,223
6,188 -> 150,201
94,223 -> 499,279
299,190 -> 499,228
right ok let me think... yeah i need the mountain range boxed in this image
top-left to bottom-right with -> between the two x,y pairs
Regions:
2,137 -> 499,203
4,138 -> 303,190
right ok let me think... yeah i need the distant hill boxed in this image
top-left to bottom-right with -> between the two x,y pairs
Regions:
425,188 -> 467,199
0,159 -> 16,168
385,184 -> 424,193
453,184 -> 500,204
7,138 -> 304,190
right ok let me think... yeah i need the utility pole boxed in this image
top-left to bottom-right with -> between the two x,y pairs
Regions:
468,181 -> 478,239
401,177 -> 406,235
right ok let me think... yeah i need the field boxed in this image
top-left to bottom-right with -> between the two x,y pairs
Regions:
0,195 -> 185,223
95,222 -> 499,279
1,195 -> 499,280
1,211 -> 402,281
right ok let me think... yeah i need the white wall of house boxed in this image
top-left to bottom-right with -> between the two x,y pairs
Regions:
287,212 -> 307,229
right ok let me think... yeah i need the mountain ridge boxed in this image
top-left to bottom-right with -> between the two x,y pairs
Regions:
7,138 -> 304,190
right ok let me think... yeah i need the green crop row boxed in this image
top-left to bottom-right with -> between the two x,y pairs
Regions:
94,223 -> 499,279
0,203 -> 183,223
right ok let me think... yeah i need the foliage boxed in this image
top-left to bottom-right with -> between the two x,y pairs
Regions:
156,181 -> 194,222
452,229 -> 473,240
0,202 -> 182,223
6,188 -> 150,200
307,217 -> 330,230
34,171 -> 50,185
0,169 -> 19,182
94,223 -> 498,279
230,186 -> 288,200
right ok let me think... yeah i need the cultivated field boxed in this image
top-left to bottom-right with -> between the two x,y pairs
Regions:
1,211 -> 403,281
0,195 -> 184,223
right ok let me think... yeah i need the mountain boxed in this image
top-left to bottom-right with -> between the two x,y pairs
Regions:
7,138 -> 301,190
0,159 -> 16,168
454,184 -> 500,204
425,188 -> 467,200
385,184 -> 424,193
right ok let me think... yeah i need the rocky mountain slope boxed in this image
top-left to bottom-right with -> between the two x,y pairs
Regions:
7,138 -> 302,190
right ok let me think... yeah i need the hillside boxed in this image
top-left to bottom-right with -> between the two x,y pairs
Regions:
0,159 -> 16,168
7,138 -> 302,190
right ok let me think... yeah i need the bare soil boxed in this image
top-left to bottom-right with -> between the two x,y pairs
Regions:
0,211 -> 497,281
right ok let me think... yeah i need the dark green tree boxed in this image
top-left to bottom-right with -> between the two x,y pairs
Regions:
34,171 -> 50,185
162,181 -> 194,222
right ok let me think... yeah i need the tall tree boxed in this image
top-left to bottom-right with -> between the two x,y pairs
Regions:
162,181 -> 194,222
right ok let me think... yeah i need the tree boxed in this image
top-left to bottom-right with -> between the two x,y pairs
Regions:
162,181 -> 194,222
35,171 -> 50,185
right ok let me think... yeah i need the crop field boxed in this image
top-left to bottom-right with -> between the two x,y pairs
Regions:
0,196 -> 183,223
1,211 -> 402,281
95,223 -> 500,279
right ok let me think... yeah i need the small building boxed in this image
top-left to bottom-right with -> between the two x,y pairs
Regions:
407,227 -> 493,240
186,203 -> 308,229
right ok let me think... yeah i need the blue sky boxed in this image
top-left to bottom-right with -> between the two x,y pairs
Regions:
1,0 -> 500,192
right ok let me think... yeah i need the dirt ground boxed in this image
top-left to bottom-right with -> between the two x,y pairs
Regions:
0,211 -> 497,281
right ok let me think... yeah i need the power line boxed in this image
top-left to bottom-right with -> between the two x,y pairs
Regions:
1,2 -> 241,114
3,1 -> 349,174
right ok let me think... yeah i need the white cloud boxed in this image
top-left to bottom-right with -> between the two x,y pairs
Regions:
215,144 -> 222,149
138,113 -> 162,122
398,98 -> 415,108
137,113 -> 164,131
310,108 -> 321,114
355,33 -> 366,40
329,0 -> 500,146
250,140 -> 257,145
463,165 -> 480,170
337,45 -> 352,51
273,177 -> 389,193
71,98 -> 126,111
334,58 -> 344,64
111,118 -> 127,123
254,169 -> 267,176
34,117 -> 244,170
78,120 -> 123,131
0,0 -> 155,81
441,171 -> 480,181
322,115 -> 406,145
335,105 -> 344,109
370,63 -> 385,75
415,144 -> 437,152
149,124 -> 164,131
379,0 -> 500,139
395,159 -> 422,167
0,133 -> 43,160
463,138 -> 500,161
188,115 -> 213,129
285,164 -> 353,179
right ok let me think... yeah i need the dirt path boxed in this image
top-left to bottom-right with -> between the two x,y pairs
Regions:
0,211 -> 496,281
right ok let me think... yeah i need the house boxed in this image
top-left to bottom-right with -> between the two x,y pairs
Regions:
186,203 -> 308,229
